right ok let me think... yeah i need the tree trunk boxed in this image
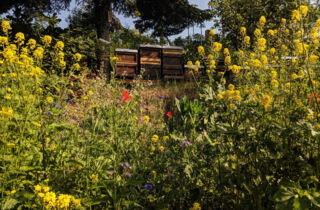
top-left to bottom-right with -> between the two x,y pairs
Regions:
94,0 -> 112,80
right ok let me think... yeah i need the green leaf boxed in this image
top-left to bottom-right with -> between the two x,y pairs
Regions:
3,198 -> 19,210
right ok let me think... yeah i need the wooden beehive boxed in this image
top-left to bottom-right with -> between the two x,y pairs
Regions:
162,46 -> 184,79
115,48 -> 138,77
139,45 -> 162,78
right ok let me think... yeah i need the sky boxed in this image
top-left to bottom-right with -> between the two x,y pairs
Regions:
58,0 -> 213,39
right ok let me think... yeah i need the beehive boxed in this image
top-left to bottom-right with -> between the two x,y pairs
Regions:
139,45 -> 162,78
115,48 -> 138,77
162,46 -> 184,78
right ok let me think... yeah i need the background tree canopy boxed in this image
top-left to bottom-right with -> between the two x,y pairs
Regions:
209,0 -> 309,48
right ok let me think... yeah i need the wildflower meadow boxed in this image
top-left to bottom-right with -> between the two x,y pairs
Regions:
1,2 -> 320,210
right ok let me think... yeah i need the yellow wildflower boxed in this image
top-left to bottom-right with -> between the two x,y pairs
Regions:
46,96 -> 54,103
191,202 -> 201,210
158,146 -> 165,152
216,94 -> 223,100
151,135 -> 159,143
258,16 -> 266,27
270,79 -> 279,88
6,143 -> 15,147
54,41 -> 64,51
240,27 -> 246,35
244,36 -> 250,45
15,32 -> 25,45
212,42 -> 222,52
225,56 -> 231,65
197,46 -> 205,55
299,5 -> 308,17
254,28 -> 261,37
42,35 -> 52,46
209,29 -> 216,36
292,10 -> 301,21
1,20 -> 12,34
73,53 -> 82,62
35,185 -> 42,192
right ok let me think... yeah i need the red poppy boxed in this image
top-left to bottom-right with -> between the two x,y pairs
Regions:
121,90 -> 132,102
166,112 -> 172,118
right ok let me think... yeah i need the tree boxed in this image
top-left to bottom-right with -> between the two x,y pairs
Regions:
134,0 -> 213,44
209,0 -> 306,48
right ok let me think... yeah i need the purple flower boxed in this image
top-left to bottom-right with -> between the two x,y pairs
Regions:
124,172 -> 132,178
67,99 -> 73,104
55,104 -> 61,109
181,140 -> 191,147
120,162 -> 132,169
158,95 -> 165,99
143,184 -> 153,190
47,111 -> 52,115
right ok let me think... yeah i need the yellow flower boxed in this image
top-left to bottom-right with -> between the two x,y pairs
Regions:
261,95 -> 272,110
254,29 -> 261,37
45,138 -> 51,144
258,16 -> 266,27
270,79 -> 279,88
267,30 -> 275,36
316,19 -> 320,28
0,107 -> 14,119
32,122 -> 42,127
33,47 -> 44,60
15,32 -> 25,45
212,42 -> 222,52
35,185 -> 42,191
43,186 -> 50,192
299,5 -> 308,17
195,60 -> 201,66
6,143 -> 15,147
256,38 -> 266,51
223,48 -> 230,56
270,70 -> 277,79
4,94 -> 11,100
225,56 -> 231,65
291,73 -> 298,80
269,48 -> 276,55
151,170 -> 157,175
69,63 -> 80,72
158,146 -> 165,152
281,18 -> 287,25
0,36 -> 9,46
163,136 -> 170,141
46,96 -> 54,103
260,54 -> 268,64
10,190 -> 16,195
244,36 -> 250,45
1,20 -> 12,34
216,94 -> 223,100
191,202 -> 201,210
209,29 -> 216,36
144,115 -> 150,122
197,46 -> 205,55
73,53 -> 82,62
228,84 -> 235,91
240,27 -> 246,35
26,39 -> 37,49
38,193 -> 45,198
151,135 -> 159,143
310,54 -> 319,64
54,41 -> 64,51
88,90 -> 94,96
42,35 -> 52,46
285,82 -> 291,89
187,61 -> 193,67
292,10 -> 301,21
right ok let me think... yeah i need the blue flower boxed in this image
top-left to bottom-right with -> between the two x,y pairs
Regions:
47,111 -> 52,115
143,184 -> 153,190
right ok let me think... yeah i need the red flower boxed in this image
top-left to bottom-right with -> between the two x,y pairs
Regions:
121,90 -> 132,102
166,112 -> 172,118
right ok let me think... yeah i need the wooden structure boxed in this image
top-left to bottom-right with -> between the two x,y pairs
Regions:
115,48 -> 138,77
162,46 -> 184,79
138,45 -> 162,78
115,45 -> 185,79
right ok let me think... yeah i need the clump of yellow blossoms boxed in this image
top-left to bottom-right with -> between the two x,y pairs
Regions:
35,185 -> 81,209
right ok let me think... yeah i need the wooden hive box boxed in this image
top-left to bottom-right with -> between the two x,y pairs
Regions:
115,48 -> 138,77
162,46 -> 184,78
139,45 -> 162,79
